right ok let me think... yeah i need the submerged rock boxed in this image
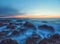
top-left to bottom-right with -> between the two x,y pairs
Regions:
7,25 -> 16,29
17,27 -> 27,33
38,38 -> 48,44
11,30 -> 20,36
39,34 -> 60,44
38,25 -> 55,32
0,31 -> 9,38
49,34 -> 60,40
0,20 -> 11,23
0,38 -> 18,44
26,33 -> 42,44
23,21 -> 36,29
0,23 -> 4,27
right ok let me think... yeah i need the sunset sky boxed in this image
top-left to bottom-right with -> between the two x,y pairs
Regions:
0,0 -> 60,18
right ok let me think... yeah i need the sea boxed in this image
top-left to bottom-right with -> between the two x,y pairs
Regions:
0,18 -> 60,44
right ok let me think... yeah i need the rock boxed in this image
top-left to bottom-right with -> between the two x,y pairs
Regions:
0,20 -> 11,23
49,34 -> 60,40
39,34 -> 60,44
38,38 -> 48,44
0,23 -> 4,27
18,28 -> 27,33
38,25 -> 55,32
11,30 -> 20,36
0,38 -> 18,44
26,33 -> 42,44
7,25 -> 16,29
0,31 -> 9,36
23,21 -> 36,29
9,22 -> 16,25
20,28 -> 26,33
0,31 -> 10,40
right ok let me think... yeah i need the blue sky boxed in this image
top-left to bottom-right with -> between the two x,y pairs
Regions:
0,0 -> 60,18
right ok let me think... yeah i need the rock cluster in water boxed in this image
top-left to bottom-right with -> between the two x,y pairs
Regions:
0,19 -> 60,44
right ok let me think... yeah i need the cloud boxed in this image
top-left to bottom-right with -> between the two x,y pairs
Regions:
0,6 -> 24,17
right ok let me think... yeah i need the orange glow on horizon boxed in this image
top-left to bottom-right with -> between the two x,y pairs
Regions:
12,15 -> 60,18
1,14 -> 60,18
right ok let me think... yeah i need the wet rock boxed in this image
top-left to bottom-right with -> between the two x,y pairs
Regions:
9,22 -> 16,25
0,31 -> 9,36
49,34 -> 60,41
26,33 -> 42,44
0,23 -> 4,27
23,21 -> 36,29
11,30 -> 20,36
38,38 -> 48,44
0,31 -> 9,39
0,20 -> 11,23
0,38 -> 18,44
39,34 -> 60,44
18,28 -> 27,33
7,25 -> 16,29
38,25 -> 55,32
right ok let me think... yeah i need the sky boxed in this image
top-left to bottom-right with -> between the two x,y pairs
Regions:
0,0 -> 60,18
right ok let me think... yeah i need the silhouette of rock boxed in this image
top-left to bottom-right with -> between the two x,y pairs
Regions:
26,33 -> 42,44
23,21 -> 36,29
38,25 -> 55,32
0,38 -> 18,44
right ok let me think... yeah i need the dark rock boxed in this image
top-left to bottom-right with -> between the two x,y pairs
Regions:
0,31 -> 9,40
7,25 -> 16,29
0,20 -> 11,23
38,25 -> 55,32
9,22 -> 16,25
0,31 -> 9,36
26,33 -> 42,44
23,21 -> 36,29
0,23 -> 4,27
0,38 -> 18,44
38,38 -> 48,44
18,28 -> 27,33
49,34 -> 60,40
39,34 -> 60,44
11,30 -> 20,36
